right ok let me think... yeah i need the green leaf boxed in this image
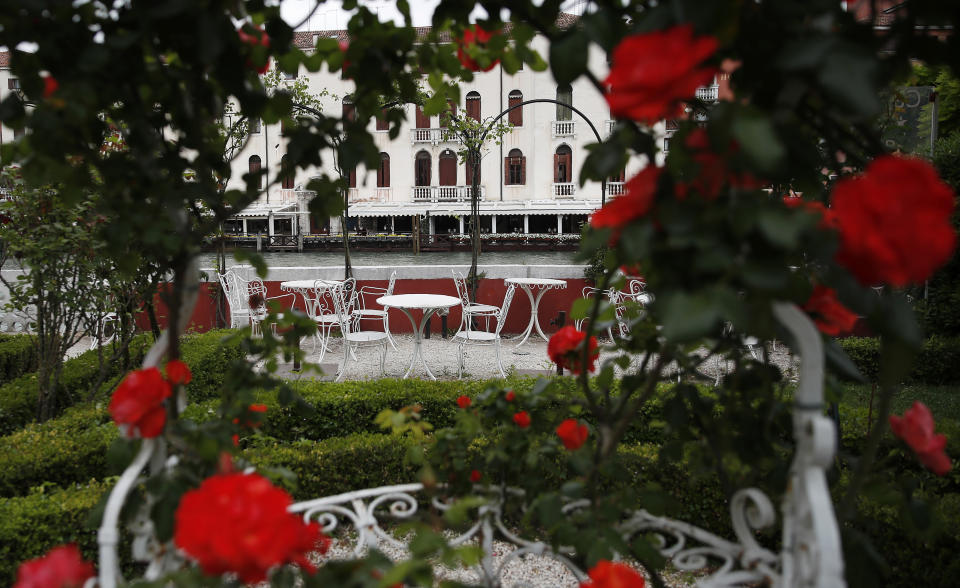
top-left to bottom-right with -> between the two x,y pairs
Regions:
549,30 -> 588,86
731,111 -> 785,173
659,290 -> 723,342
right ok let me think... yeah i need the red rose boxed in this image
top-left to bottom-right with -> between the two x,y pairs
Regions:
591,166 -> 661,242
457,395 -> 472,409
783,195 -> 838,230
249,403 -> 268,413
339,41 -> 351,75
238,26 -> 271,74
174,472 -> 326,583
605,25 -> 718,124
165,359 -> 192,385
513,411 -> 531,428
505,390 -> 516,402
109,367 -> 172,438
547,326 -> 600,375
556,419 -> 589,450
802,285 -> 858,337
580,560 -> 646,587
469,469 -> 482,483
890,402 -> 952,476
42,75 -> 58,99
456,25 -> 500,72
831,155 -> 956,287
14,544 -> 94,588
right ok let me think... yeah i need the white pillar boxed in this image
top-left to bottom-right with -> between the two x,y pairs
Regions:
523,214 -> 529,234
491,215 -> 497,234
429,216 -> 435,236
268,212 -> 275,237
459,216 -> 465,234
391,216 -> 395,233
242,218 -> 248,235
557,214 -> 563,234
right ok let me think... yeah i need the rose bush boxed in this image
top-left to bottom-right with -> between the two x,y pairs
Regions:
547,326 -> 599,374
108,366 -> 171,438
14,544 -> 93,588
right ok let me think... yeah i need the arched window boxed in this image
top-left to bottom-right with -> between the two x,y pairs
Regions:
466,91 -> 481,121
342,95 -> 355,122
439,150 -> 457,186
415,151 -> 431,186
505,148 -> 525,185
415,105 -> 430,129
280,155 -> 294,190
556,84 -> 572,121
554,145 -> 572,183
377,153 -> 390,187
508,90 -> 523,126
248,155 -> 263,189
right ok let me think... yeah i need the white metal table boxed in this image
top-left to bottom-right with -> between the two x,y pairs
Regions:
504,277 -> 568,348
377,294 -> 460,380
279,279 -> 341,313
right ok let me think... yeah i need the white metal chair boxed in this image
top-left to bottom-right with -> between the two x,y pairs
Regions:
452,270 -> 499,333
453,284 -> 517,378
351,270 -> 398,349
89,312 -> 119,349
331,280 -> 388,382
245,278 -> 294,338
218,270 -> 251,329
304,278 -> 352,361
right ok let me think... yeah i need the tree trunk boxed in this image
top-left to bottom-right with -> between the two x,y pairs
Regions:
468,148 -> 481,302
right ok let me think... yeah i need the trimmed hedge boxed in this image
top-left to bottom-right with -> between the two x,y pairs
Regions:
0,335 -> 38,385
0,481 -> 109,586
839,336 -> 960,384
0,334 -> 153,436
179,329 -> 245,402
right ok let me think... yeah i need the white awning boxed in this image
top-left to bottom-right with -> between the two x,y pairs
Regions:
347,200 -> 601,218
230,203 -> 299,218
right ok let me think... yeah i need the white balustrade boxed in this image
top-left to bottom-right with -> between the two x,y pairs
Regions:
375,187 -> 392,202
607,182 -> 625,197
411,185 -> 484,202
410,128 -> 458,144
278,188 -> 297,203
553,182 -> 576,198
696,85 -> 719,102
552,120 -> 576,138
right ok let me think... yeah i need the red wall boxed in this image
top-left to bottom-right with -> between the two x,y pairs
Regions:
141,278 -> 590,336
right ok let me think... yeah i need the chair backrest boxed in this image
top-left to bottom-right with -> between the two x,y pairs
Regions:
386,271 -> 398,296
310,280 -> 336,319
246,278 -> 268,319
626,278 -> 646,299
494,284 -> 517,336
329,280 -> 357,334
452,270 -> 470,307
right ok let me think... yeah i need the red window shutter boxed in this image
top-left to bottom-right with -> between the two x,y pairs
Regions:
377,108 -> 389,131
343,103 -> 355,122
521,156 -> 526,185
439,154 -> 456,186
467,97 -> 480,121
504,157 -> 509,184
508,94 -> 522,126
348,168 -> 356,188
415,106 -> 430,129
384,158 -> 390,187
553,154 -> 560,183
441,100 -> 457,128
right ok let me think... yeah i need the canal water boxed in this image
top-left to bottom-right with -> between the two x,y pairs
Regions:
225,250 -> 581,267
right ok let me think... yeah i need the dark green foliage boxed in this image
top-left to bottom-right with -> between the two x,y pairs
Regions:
0,334 -> 152,436
0,335 -> 38,384
0,481 -> 109,586
839,336 -> 960,384
179,329 -> 245,402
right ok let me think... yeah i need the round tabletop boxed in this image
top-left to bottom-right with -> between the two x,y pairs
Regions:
280,279 -> 341,290
377,294 -> 461,310
504,278 -> 567,288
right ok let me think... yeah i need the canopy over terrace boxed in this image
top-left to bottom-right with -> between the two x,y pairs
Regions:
223,202 -> 301,235
348,199 -> 599,234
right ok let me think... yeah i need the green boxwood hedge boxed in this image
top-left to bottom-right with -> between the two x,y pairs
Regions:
0,481 -> 109,586
0,334 -> 153,436
0,335 -> 38,385
179,329 -> 244,402
839,336 -> 960,384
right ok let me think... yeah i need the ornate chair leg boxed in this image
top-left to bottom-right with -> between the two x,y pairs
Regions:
496,341 -> 506,378
457,341 -> 465,379
384,315 -> 398,349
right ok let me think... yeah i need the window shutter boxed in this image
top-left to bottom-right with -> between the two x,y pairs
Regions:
553,154 -> 559,183
504,157 -> 509,184
415,106 -> 430,129
348,168 -> 357,188
521,156 -> 526,185
376,108 -> 389,131
385,158 -> 390,187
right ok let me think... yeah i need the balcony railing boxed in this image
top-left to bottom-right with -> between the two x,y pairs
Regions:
695,85 -> 719,102
410,127 -> 458,144
278,189 -> 297,203
552,120 -> 576,138
607,182 -> 625,197
553,182 -> 576,198
376,187 -> 392,202
411,185 -> 484,202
